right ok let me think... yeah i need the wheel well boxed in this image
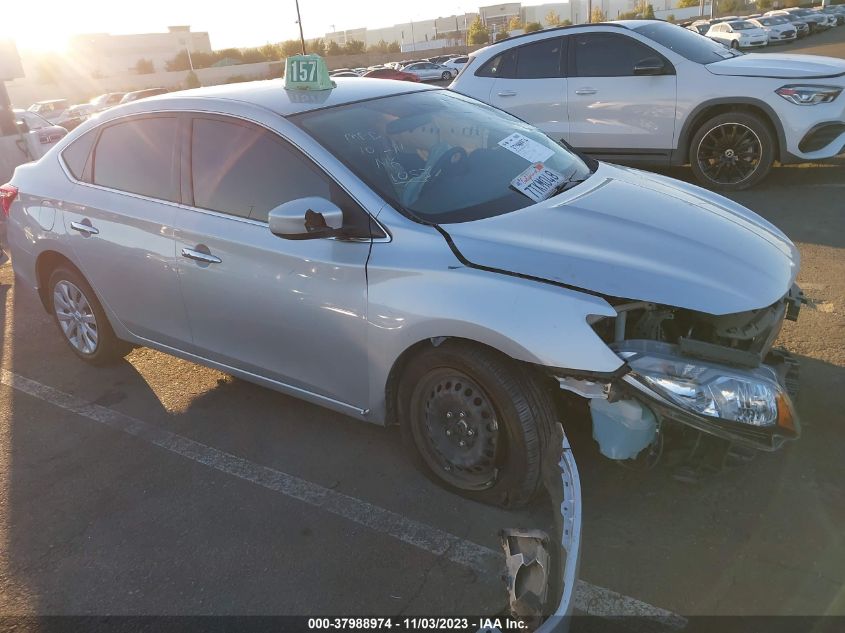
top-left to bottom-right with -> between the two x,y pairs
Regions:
682,103 -> 782,162
35,251 -> 81,312
384,337 -> 558,426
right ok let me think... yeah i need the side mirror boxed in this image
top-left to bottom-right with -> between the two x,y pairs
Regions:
632,57 -> 667,76
268,196 -> 344,240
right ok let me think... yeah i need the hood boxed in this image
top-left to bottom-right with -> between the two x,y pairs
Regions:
707,53 -> 845,78
440,163 -> 799,316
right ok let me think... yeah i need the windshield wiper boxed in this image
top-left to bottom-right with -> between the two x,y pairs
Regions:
545,176 -> 589,200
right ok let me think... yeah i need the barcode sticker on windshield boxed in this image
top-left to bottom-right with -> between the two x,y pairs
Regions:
511,163 -> 565,202
498,133 -> 554,163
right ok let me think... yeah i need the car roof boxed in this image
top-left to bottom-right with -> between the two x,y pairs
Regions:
98,77 -> 435,119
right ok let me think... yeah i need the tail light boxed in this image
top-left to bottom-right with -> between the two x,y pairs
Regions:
1,183 -> 19,217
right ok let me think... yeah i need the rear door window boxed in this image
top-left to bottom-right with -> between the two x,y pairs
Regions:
572,33 -> 666,77
515,37 -> 565,79
92,116 -> 179,201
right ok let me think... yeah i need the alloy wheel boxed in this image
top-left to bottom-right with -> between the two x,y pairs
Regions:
53,280 -> 99,354
695,122 -> 763,186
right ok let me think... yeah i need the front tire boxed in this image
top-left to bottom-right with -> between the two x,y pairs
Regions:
48,266 -> 131,365
441,71 -> 451,81
730,39 -> 739,49
397,341 -> 555,508
689,111 -> 775,191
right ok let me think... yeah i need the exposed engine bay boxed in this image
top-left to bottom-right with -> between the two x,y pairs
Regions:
556,285 -> 804,480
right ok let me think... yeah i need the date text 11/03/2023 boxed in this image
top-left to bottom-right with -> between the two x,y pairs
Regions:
307,617 -> 529,630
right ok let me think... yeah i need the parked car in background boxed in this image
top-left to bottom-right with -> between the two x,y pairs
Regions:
362,67 -> 421,81
451,20 -> 845,190
748,16 -> 798,43
26,99 -> 69,125
442,56 -> 470,73
817,6 -> 845,26
12,110 -> 68,159
119,88 -> 169,104
767,8 -> 828,33
89,92 -> 126,112
687,20 -> 713,35
56,104 -> 97,132
330,71 -> 361,77
706,20 -> 769,49
401,62 -> 456,81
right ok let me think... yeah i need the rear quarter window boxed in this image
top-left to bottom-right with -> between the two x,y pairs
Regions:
61,129 -> 99,181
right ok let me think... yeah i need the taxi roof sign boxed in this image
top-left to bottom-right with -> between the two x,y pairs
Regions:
285,54 -> 335,91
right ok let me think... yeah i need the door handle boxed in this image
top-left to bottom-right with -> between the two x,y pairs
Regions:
575,88 -> 597,95
70,220 -> 99,236
497,90 -> 517,97
181,247 -> 222,264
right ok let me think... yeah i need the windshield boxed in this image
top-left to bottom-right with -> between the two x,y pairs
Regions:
729,21 -> 756,30
632,21 -> 742,64
294,90 -> 592,224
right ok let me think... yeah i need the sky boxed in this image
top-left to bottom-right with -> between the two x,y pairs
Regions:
14,0 -> 563,53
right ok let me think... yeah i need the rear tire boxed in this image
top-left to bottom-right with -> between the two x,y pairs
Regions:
689,111 -> 775,191
48,266 -> 131,365
730,40 -> 739,49
397,341 -> 555,508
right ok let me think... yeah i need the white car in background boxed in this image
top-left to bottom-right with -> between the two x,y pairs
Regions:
706,20 -> 769,49
401,61 -> 456,81
26,99 -> 70,125
450,20 -> 845,190
442,56 -> 470,73
749,16 -> 798,43
767,8 -> 828,34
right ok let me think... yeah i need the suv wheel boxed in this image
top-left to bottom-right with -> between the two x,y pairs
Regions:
689,111 -> 775,191
398,341 -> 554,508
48,266 -> 131,365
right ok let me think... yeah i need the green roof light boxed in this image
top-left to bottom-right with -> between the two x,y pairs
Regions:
285,54 -> 335,91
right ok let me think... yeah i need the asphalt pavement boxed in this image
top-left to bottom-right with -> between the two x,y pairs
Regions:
1,29 -> 844,627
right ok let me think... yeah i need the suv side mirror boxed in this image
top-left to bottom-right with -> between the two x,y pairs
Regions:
268,197 -> 344,240
632,57 -> 667,76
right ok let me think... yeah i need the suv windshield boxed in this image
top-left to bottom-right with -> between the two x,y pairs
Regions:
294,90 -> 592,224
632,21 -> 742,63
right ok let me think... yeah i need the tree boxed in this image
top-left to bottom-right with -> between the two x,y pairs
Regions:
259,43 -> 280,61
618,10 -> 639,19
281,40 -> 303,56
185,70 -> 201,89
756,0 -> 773,11
677,0 -> 700,7
495,31 -> 510,41
508,15 -> 523,30
310,38 -> 325,54
545,10 -> 561,26
524,21 -> 542,32
344,39 -> 366,54
135,58 -> 154,74
590,7 -> 607,22
387,41 -> 401,53
165,50 -> 190,71
468,16 -> 490,45
325,40 -> 342,56
666,13 -> 676,22
633,0 -> 656,18
368,39 -> 390,54
560,19 -> 573,26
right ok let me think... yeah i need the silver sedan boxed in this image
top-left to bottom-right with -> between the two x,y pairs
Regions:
401,61 -> 456,81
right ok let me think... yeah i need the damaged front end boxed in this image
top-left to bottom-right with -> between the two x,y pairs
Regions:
558,285 -> 803,463
499,423 -> 581,632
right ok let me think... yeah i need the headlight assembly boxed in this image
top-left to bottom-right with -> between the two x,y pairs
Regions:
775,85 -> 842,105
614,341 -> 796,434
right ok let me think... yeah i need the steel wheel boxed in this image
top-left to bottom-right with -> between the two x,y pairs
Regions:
413,369 -> 501,490
53,280 -> 99,355
695,122 -> 762,186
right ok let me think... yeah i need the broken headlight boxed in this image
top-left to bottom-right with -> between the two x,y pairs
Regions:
616,343 -> 794,429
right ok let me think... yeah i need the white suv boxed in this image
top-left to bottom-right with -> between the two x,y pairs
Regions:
450,21 -> 845,190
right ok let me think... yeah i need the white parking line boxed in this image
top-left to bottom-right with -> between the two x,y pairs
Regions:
1,368 -> 686,629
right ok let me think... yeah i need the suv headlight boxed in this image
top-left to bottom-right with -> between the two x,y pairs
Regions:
615,344 -> 795,431
776,85 -> 842,105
